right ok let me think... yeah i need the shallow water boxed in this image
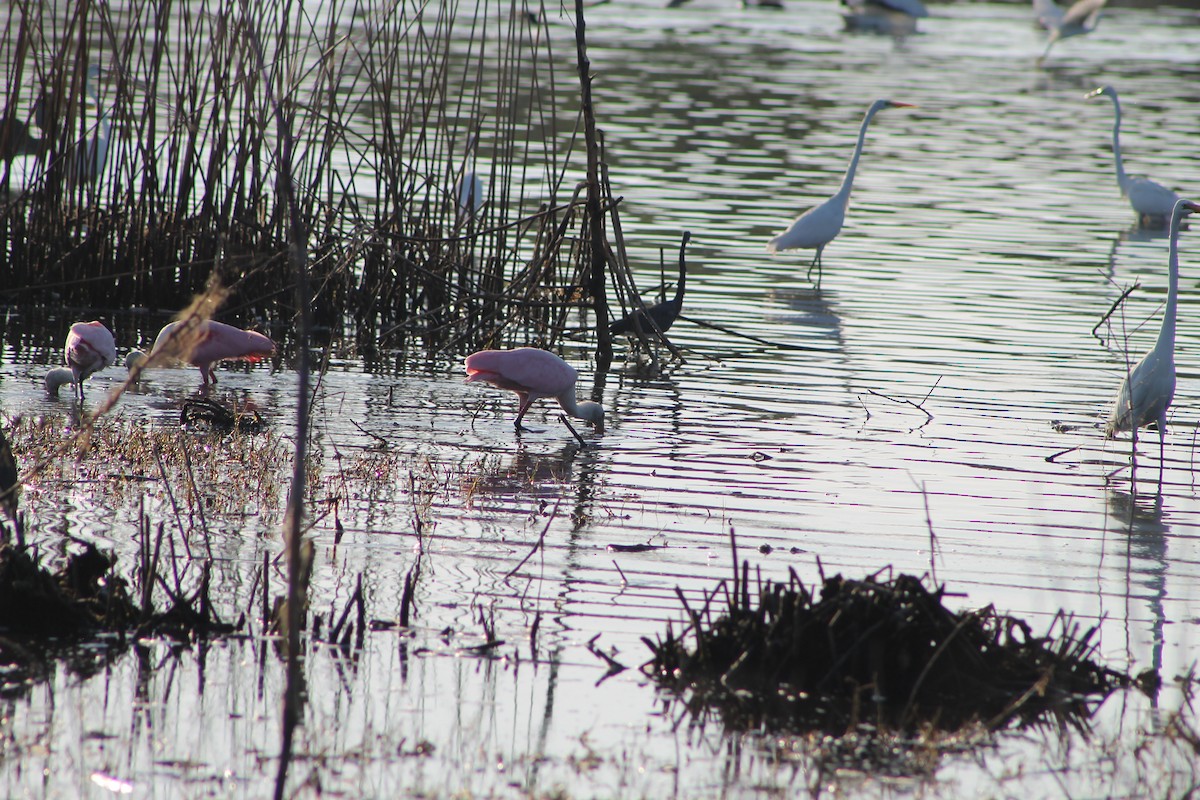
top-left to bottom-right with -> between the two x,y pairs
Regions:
5,0 -> 1200,796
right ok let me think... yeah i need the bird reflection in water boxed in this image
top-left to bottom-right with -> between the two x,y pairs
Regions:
1106,489 -> 1167,706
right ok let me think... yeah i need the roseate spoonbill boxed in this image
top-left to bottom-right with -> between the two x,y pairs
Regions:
611,232 -> 691,337
465,347 -> 605,433
1105,198 -> 1200,477
127,319 -> 276,387
1034,0 -> 1105,63
45,320 -> 117,402
841,0 -> 928,35
1086,86 -> 1180,228
766,99 -> 915,287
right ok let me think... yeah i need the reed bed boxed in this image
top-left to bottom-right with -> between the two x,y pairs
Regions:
1,0 -> 638,357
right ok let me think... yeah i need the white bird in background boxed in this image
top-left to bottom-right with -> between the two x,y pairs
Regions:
766,98 -> 916,287
45,320 -> 118,402
33,64 -> 111,185
1086,86 -> 1180,228
841,0 -> 928,35
1033,0 -> 1106,63
453,131 -> 485,218
1105,198 -> 1200,480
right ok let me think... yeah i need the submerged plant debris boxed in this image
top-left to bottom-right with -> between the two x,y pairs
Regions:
643,561 -> 1131,738
0,535 -> 239,698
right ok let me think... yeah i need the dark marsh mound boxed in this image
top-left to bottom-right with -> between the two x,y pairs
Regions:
643,564 -> 1131,737
0,535 -> 238,699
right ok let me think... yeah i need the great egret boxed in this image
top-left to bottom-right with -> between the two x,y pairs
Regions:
127,319 -> 276,387
1086,86 -> 1180,228
1034,0 -> 1105,63
841,0 -> 928,35
465,347 -> 605,433
611,232 -> 691,337
766,98 -> 916,287
45,320 -> 117,402
1105,198 -> 1200,479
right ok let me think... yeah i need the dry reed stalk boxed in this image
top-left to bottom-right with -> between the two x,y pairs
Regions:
2,1 -> 641,360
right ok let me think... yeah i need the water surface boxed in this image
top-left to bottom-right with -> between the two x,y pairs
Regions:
4,0 -> 1200,796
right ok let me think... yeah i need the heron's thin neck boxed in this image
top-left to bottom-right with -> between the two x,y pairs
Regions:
1108,95 -> 1129,193
1158,208 -> 1184,354
837,105 -> 881,201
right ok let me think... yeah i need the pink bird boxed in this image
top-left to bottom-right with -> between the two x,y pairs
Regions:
129,319 -> 276,387
45,320 -> 117,402
465,347 -> 605,433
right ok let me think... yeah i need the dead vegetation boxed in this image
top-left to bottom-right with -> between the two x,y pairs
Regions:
0,1 -> 667,363
643,545 -> 1130,741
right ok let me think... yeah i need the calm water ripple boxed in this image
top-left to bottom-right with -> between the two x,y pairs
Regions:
5,0 -> 1200,795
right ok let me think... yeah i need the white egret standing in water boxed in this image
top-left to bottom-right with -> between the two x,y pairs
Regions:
1105,198 -> 1200,482
766,99 -> 916,287
1086,86 -> 1180,228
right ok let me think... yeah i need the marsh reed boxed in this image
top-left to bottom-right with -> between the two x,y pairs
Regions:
1,0 -> 638,358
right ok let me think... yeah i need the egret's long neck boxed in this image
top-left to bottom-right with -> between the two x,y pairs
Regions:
836,106 -> 881,202
1158,213 -> 1184,356
1109,96 -> 1129,194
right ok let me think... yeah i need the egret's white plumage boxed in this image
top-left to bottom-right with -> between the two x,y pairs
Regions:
766,99 -> 915,286
1105,198 -> 1200,479
1086,86 -> 1180,228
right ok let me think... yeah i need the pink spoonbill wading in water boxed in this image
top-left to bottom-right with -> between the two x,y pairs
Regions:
1104,198 -> 1200,482
766,99 -> 916,288
45,320 -> 117,402
464,347 -> 605,434
127,319 -> 276,388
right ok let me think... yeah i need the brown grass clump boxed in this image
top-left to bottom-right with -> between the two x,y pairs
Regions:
643,559 -> 1129,738
8,413 -> 290,521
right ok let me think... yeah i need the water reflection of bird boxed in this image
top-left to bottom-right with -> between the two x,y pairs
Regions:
1086,86 -> 1180,229
127,319 -> 276,388
841,0 -> 928,35
45,320 -> 118,402
767,99 -> 915,287
1105,198 -> 1199,478
611,232 -> 691,338
1034,0 -> 1105,63
465,347 -> 605,433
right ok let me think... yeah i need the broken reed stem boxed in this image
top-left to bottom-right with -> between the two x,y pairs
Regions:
573,0 -> 612,369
